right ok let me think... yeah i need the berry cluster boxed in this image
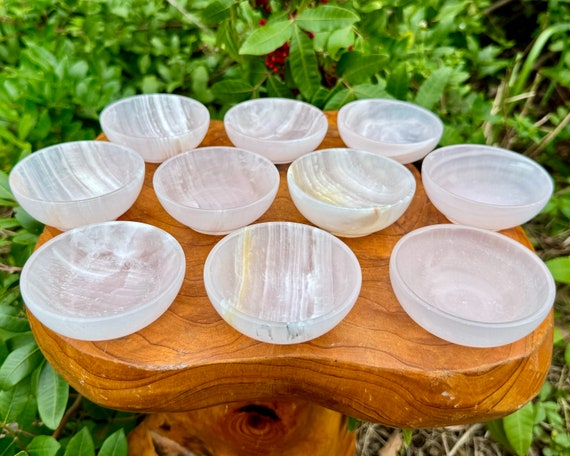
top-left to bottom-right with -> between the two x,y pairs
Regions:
254,0 -> 271,14
264,42 -> 290,76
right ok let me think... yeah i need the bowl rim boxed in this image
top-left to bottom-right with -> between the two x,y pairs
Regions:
9,140 -> 145,205
223,97 -> 328,144
390,223 -> 556,328
421,144 -> 555,209
100,93 -> 210,140
153,146 -> 280,213
20,220 -> 186,324
337,98 -> 444,147
203,221 -> 362,326
287,148 -> 416,212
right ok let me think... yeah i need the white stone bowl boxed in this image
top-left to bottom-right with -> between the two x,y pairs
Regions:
9,141 -> 145,231
337,98 -> 443,164
421,145 -> 554,230
223,98 -> 328,164
100,93 -> 210,163
20,221 -> 186,341
287,148 -> 416,237
153,147 -> 279,235
204,222 -> 362,344
389,224 -> 555,347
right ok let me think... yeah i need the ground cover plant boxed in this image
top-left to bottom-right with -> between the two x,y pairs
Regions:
0,0 -> 569,454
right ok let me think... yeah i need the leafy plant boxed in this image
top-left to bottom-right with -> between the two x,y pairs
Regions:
1,0 -> 570,454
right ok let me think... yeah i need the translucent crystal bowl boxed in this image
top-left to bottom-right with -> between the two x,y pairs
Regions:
287,148 -> 416,237
9,141 -> 145,231
20,221 -> 186,341
389,224 -> 555,347
223,98 -> 328,164
337,98 -> 443,164
421,145 -> 554,230
153,147 -> 280,235
204,222 -> 362,344
100,93 -> 210,163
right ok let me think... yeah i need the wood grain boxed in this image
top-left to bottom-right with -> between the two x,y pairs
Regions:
27,112 -> 553,428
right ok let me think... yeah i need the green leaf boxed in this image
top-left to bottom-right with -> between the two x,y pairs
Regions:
387,62 -> 410,100
353,82 -> 390,99
296,5 -> 360,32
402,428 -> 413,446
347,416 -> 361,432
63,427 -> 95,456
337,52 -> 386,85
502,402 -> 535,456
211,79 -> 254,103
201,0 -> 234,25
326,27 -> 355,57
0,342 -> 42,389
239,20 -> 293,56
98,429 -> 127,456
0,378 -> 33,423
324,87 -> 355,110
546,256 -> 570,284
0,171 -> 15,201
289,25 -> 320,100
217,20 -> 242,63
17,112 -> 36,141
37,362 -> 69,430
266,74 -> 291,98
14,206 -> 44,235
27,435 -> 62,456
486,419 -> 513,452
564,343 -> 570,368
0,313 -> 30,333
414,66 -> 453,111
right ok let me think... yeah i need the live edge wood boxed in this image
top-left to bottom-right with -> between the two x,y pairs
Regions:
28,112 -> 553,431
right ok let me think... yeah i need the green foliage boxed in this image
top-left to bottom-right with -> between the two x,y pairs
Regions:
0,0 -> 569,453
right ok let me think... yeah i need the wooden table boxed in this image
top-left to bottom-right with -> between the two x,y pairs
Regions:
28,112 -> 553,455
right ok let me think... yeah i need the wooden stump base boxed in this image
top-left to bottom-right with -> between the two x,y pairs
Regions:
127,400 -> 356,455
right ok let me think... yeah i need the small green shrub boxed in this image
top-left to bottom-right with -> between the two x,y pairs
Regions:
1,0 -> 569,454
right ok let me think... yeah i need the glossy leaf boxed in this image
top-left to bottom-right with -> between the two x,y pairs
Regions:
296,5 -> 360,32
503,402 -> 535,456
98,429 -> 128,456
217,20 -> 242,63
289,25 -> 320,100
414,66 -> 453,110
63,427 -> 95,456
0,378 -> 33,423
0,342 -> 42,389
211,79 -> 254,103
201,0 -> 234,25
337,51 -> 386,85
546,256 -> 570,284
387,62 -> 410,99
27,436 -> 62,456
37,362 -> 69,430
239,20 -> 293,55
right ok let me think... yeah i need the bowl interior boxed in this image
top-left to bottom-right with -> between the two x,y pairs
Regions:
101,94 -> 209,138
224,98 -> 327,142
204,222 -> 361,324
154,148 -> 279,210
391,225 -> 553,324
289,148 -> 415,208
340,99 -> 442,145
423,146 -> 553,207
9,141 -> 144,203
21,221 -> 185,320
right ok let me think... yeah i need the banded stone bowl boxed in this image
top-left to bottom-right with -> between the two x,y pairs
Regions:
9,141 -> 145,231
223,98 -> 328,164
100,93 -> 210,163
204,222 -> 362,344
